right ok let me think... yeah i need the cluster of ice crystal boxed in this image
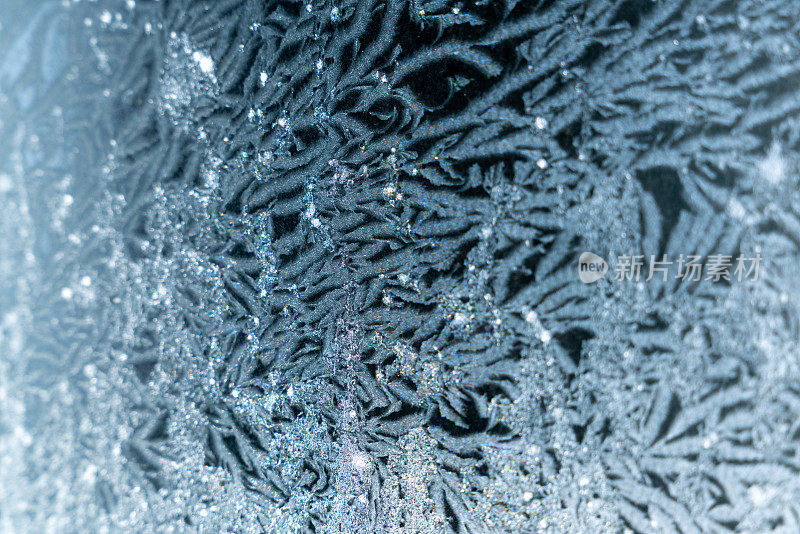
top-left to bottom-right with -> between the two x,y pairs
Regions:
2,0 -> 800,533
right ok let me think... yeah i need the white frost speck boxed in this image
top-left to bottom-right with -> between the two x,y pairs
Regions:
0,173 -> 12,193
758,142 -> 785,185
726,197 -> 746,219
748,486 -> 770,506
192,51 -> 215,75
351,452 -> 371,470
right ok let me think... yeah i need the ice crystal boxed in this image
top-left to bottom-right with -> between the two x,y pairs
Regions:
2,0 -> 800,533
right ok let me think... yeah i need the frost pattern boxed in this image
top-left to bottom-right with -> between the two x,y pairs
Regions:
1,0 -> 800,533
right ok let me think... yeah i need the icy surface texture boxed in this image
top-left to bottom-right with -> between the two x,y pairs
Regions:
1,0 -> 800,532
